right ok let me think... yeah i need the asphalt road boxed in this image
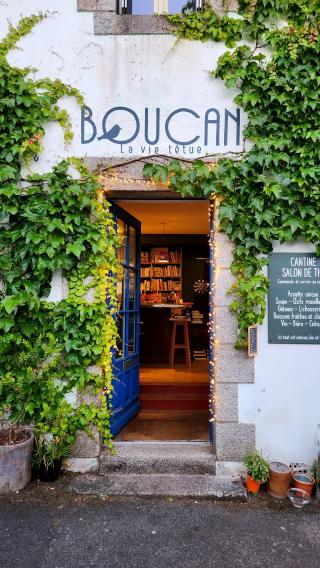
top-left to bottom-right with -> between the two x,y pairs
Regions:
0,488 -> 319,568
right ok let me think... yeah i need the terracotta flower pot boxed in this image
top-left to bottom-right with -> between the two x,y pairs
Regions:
267,462 -> 292,499
247,474 -> 261,494
292,473 -> 315,497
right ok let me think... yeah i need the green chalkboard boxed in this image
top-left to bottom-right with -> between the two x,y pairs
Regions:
268,253 -> 320,344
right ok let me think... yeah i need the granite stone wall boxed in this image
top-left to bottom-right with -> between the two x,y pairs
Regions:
77,0 -> 240,35
214,229 -> 255,466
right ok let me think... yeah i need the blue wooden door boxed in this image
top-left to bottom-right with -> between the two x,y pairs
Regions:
110,203 -> 141,436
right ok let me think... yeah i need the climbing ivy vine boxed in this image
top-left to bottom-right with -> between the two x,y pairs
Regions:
144,0 -> 320,347
0,16 -> 118,459
1,2 -> 320,463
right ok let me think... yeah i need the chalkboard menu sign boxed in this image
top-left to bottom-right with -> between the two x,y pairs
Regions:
268,253 -> 320,344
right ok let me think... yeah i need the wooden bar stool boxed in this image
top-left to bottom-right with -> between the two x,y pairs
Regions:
169,319 -> 191,368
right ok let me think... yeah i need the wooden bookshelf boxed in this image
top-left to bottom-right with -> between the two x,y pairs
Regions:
140,246 -> 182,302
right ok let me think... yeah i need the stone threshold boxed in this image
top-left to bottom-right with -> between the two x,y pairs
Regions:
66,472 -> 247,501
100,442 -> 215,475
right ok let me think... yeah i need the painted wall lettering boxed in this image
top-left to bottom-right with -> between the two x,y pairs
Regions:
80,105 -> 242,155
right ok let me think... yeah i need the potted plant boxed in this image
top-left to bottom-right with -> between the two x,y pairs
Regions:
244,450 -> 269,494
0,422 -> 34,494
311,455 -> 320,502
0,336 -> 77,487
33,433 -> 70,482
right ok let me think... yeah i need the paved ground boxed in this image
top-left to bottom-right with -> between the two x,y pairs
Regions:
0,481 -> 319,568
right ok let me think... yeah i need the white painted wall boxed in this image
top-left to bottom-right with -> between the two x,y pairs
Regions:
239,241 -> 320,466
1,0 -> 245,168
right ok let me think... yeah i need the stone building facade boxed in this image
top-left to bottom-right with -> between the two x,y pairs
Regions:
3,0 -> 320,474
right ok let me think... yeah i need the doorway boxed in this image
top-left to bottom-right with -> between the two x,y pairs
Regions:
110,199 -> 212,443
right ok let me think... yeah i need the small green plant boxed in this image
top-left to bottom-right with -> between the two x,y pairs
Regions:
32,434 -> 70,471
244,450 -> 269,483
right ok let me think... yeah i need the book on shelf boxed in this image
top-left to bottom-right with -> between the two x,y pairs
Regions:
141,266 -> 152,277
140,251 -> 150,264
152,265 -> 181,277
141,280 -> 181,292
169,250 -> 181,263
149,279 -> 181,292
151,247 -> 169,264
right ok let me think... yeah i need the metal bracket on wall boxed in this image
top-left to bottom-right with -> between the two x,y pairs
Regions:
248,325 -> 258,357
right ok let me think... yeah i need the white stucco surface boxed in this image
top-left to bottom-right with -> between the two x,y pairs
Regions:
239,241 -> 320,466
2,0 -> 245,166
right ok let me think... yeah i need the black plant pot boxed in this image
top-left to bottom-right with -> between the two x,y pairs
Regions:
37,459 -> 62,482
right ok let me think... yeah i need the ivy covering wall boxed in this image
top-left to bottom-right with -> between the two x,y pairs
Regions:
0,16 -> 118,458
145,0 -> 320,347
0,2 -> 319,458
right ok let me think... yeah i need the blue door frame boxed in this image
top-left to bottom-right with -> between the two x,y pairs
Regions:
109,199 -> 215,446
109,202 -> 141,437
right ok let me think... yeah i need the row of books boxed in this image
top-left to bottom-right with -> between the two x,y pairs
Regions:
140,248 -> 181,264
141,279 -> 181,292
141,266 -> 181,277
141,266 -> 152,277
191,310 -> 204,324
193,349 -> 208,360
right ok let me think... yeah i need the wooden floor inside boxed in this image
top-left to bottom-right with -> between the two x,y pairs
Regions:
140,360 -> 209,384
114,410 -> 209,442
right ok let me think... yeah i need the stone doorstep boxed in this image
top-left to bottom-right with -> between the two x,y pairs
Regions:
65,444 -> 246,500
67,472 -> 247,501
99,442 -> 216,475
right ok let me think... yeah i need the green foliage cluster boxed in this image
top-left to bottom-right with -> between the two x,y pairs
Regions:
168,5 -> 243,47
169,1 -> 319,46
0,16 -> 118,464
146,1 -> 320,347
244,450 -> 269,482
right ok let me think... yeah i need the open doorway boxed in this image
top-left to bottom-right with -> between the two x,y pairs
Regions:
112,199 -> 211,442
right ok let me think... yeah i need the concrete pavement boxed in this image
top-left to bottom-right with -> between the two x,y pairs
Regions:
0,481 -> 319,568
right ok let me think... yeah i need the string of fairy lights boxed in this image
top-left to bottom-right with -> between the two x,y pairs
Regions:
208,196 -> 218,441
98,174 -> 170,191
100,173 -> 219,442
